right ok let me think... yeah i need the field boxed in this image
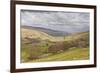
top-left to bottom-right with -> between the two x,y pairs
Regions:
30,48 -> 89,62
21,27 -> 89,63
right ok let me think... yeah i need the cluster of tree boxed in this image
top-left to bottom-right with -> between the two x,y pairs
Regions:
48,34 -> 89,53
27,33 -> 89,60
48,42 -> 65,53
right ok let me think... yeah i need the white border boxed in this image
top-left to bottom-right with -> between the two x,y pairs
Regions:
16,4 -> 94,69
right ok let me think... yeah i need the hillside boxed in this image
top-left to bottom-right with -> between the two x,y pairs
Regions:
21,27 -> 89,63
31,48 -> 89,62
21,27 -> 89,42
22,25 -> 70,36
21,28 -> 68,42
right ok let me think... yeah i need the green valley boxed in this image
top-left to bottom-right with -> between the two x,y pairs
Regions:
21,27 -> 89,63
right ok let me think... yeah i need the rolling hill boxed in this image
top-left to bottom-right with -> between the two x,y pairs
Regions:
21,26 -> 89,42
21,28 -> 68,42
22,25 -> 70,36
21,26 -> 89,63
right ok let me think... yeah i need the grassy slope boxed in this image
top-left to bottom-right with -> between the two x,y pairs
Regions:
21,28 -> 89,42
21,28 -> 64,42
30,48 -> 89,62
21,28 -> 89,62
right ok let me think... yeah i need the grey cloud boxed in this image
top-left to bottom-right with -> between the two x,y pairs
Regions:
21,10 -> 90,33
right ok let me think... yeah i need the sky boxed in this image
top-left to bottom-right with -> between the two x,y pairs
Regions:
21,10 -> 90,33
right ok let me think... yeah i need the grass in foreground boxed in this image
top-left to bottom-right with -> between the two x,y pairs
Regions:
27,48 -> 89,62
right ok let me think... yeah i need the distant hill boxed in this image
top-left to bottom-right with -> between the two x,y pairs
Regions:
21,28 -> 66,42
21,25 -> 89,42
21,25 -> 70,36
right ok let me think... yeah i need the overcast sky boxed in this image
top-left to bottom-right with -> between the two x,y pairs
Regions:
21,10 -> 90,33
